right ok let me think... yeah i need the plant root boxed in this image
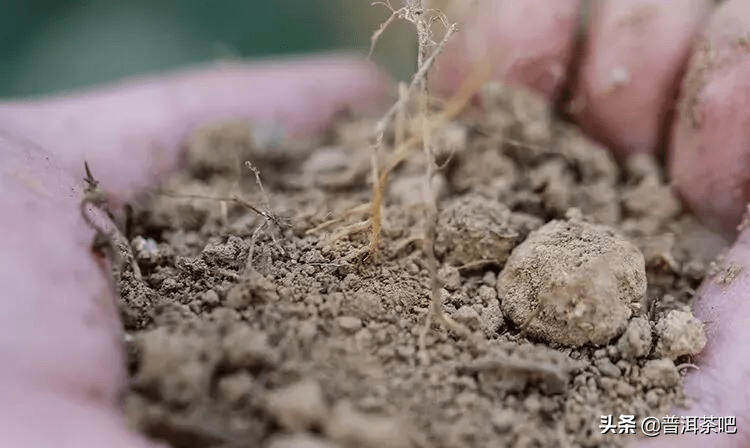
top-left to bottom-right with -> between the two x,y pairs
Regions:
325,219 -> 372,247
306,203 -> 371,235
79,161 -> 143,284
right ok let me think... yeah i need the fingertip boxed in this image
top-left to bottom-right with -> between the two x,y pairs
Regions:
433,0 -> 581,101
669,0 -> 750,235
571,0 -> 711,159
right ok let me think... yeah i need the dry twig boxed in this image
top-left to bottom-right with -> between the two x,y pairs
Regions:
156,161 -> 287,273
366,0 -> 460,261
79,162 -> 143,283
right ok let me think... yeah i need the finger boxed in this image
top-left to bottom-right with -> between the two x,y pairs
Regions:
433,0 -> 582,101
0,143 -> 157,445
1,382 -> 160,448
0,54 -> 388,199
669,0 -> 750,236
570,0 -> 711,159
0,54 -> 386,446
635,227 -> 750,447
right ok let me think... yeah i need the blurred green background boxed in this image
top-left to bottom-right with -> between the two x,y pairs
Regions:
1,0 -> 417,98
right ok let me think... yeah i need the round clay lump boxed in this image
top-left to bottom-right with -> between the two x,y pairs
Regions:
497,219 -> 647,347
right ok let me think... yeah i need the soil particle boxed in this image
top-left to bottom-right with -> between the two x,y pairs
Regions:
266,379 -> 327,432
641,359 -> 681,389
325,400 -> 413,448
712,261 -> 744,286
112,82 -> 723,448
616,316 -> 653,359
266,434 -> 339,448
435,194 -> 542,267
462,342 -> 583,395
336,316 -> 363,333
498,218 -> 647,346
451,305 -> 482,331
654,309 -> 707,359
595,358 -> 622,378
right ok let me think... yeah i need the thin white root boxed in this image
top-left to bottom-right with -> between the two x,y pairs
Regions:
80,162 -> 143,283
325,219 -> 372,247
393,235 -> 423,255
306,203 -> 371,235
244,219 -> 269,274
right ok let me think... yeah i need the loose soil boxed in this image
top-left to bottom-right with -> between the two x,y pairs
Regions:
108,83 -> 725,448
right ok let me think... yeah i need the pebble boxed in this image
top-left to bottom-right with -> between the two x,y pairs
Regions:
337,316 -> 363,333
595,358 -> 621,378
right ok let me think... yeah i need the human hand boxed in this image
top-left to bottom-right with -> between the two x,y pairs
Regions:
5,0 -> 750,445
435,0 -> 750,446
0,55 -> 385,447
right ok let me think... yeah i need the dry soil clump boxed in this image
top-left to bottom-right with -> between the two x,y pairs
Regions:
498,218 -> 647,347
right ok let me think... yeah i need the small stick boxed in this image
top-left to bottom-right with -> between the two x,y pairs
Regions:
244,219 -> 269,274
245,161 -> 272,213
326,219 -> 372,247
366,1 -> 461,260
156,191 -> 282,227
676,363 -> 700,371
368,1 -> 402,58
306,203 -> 371,235
80,162 -> 142,282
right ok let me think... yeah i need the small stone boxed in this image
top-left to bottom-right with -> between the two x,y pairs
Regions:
480,299 -> 504,336
617,317 -> 653,359
477,285 -> 497,302
599,377 -> 617,393
216,372 -> 254,405
396,344 -> 416,359
483,271 -> 497,287
298,320 -> 318,342
498,219 -> 646,347
222,325 -> 276,369
615,381 -> 635,396
438,343 -> 456,359
266,380 -> 328,432
523,394 -> 542,413
645,389 -> 661,407
201,235 -> 248,267
325,400 -> 410,448
655,310 -> 707,359
641,359 -> 680,389
452,306 -> 482,330
607,345 -> 620,360
439,265 -> 461,291
595,358 -> 621,378
337,316 -> 363,333
201,289 -> 220,306
491,409 -> 516,432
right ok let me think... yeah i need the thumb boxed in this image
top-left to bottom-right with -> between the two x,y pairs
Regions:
0,53 -> 386,448
0,54 -> 388,199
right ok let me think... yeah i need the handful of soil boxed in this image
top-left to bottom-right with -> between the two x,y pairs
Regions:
112,83 -> 719,448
